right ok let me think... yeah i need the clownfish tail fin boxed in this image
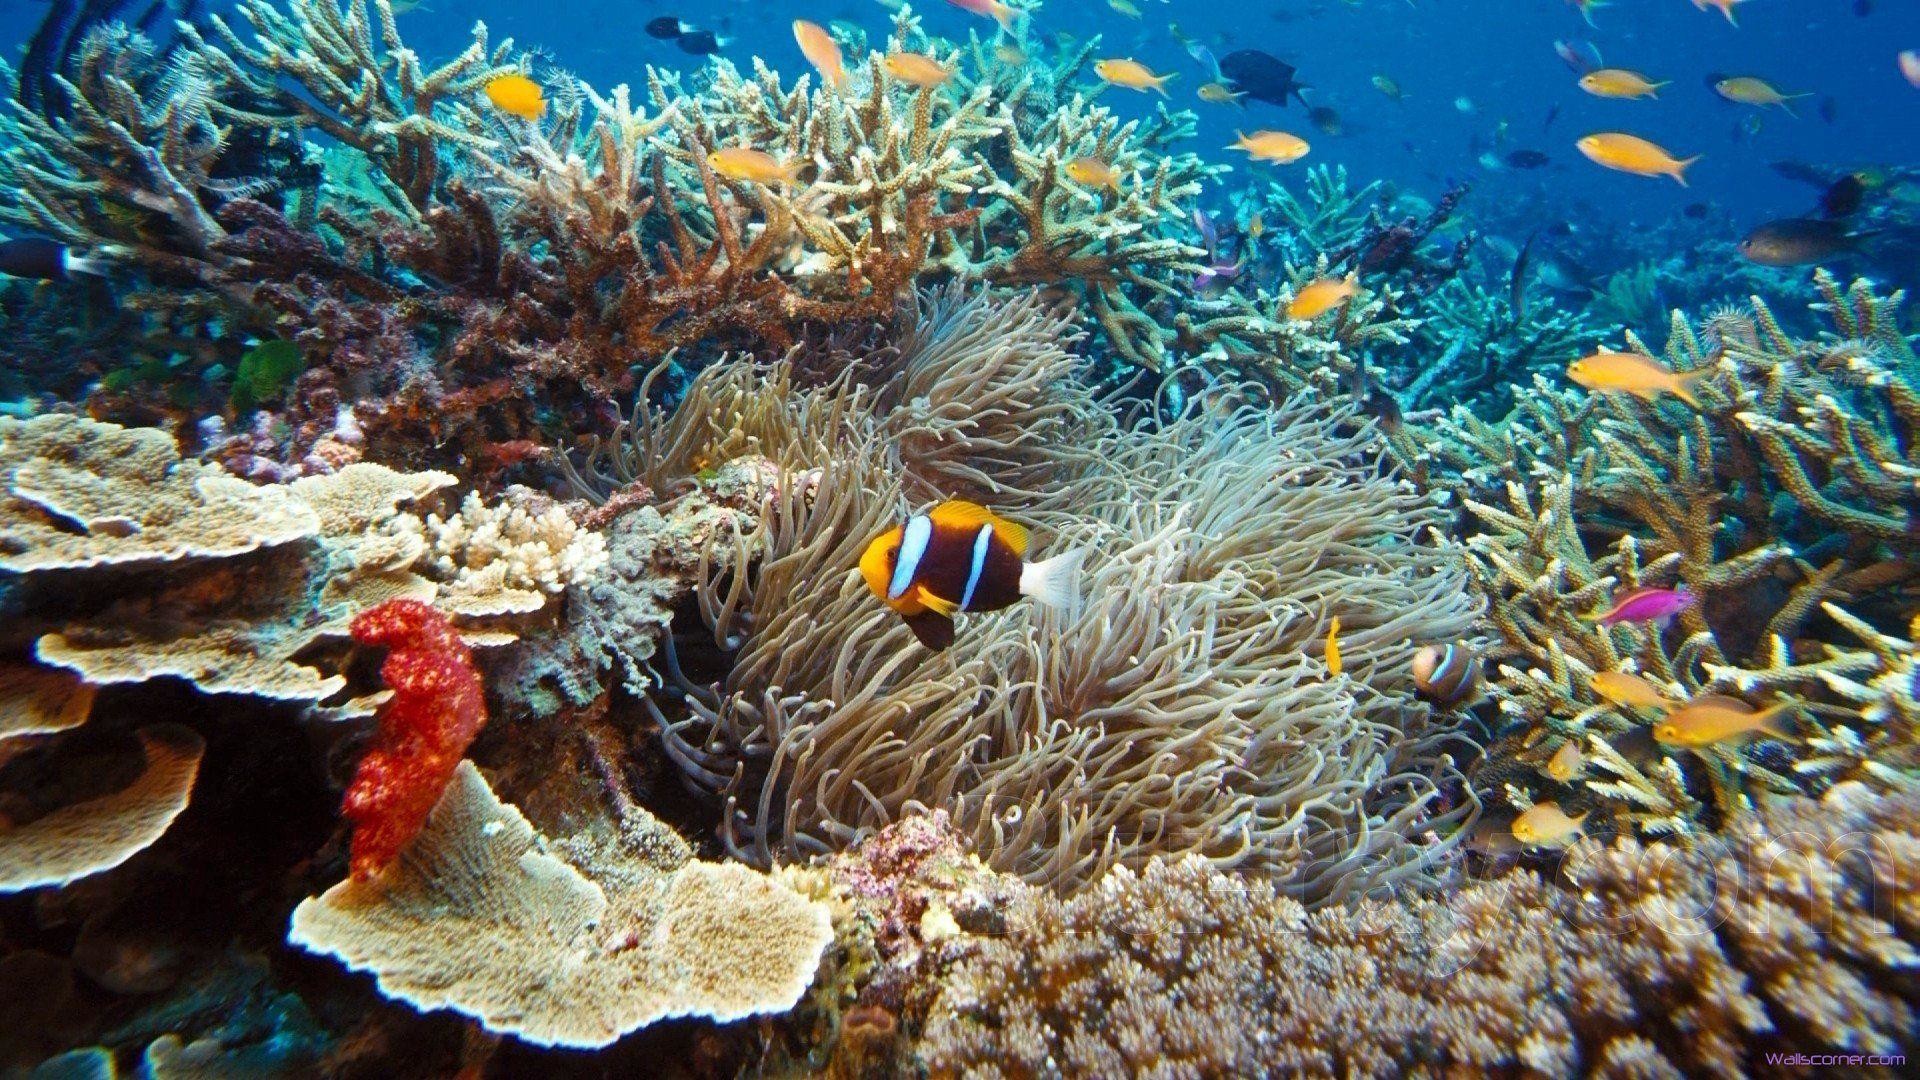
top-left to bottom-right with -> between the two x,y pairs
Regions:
1018,548 -> 1086,616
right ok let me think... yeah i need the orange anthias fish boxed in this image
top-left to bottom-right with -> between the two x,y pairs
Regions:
1654,695 -> 1797,748
1095,58 -> 1175,95
1576,133 -> 1699,185
1511,802 -> 1588,848
707,148 -> 802,186
946,0 -> 1020,32
793,21 -> 847,89
1691,0 -> 1750,26
1578,69 -> 1667,100
1590,671 -> 1679,711
1287,275 -> 1359,320
1547,740 -> 1585,782
884,51 -> 952,88
1714,77 -> 1811,114
1567,350 -> 1709,406
1198,82 -> 1247,106
483,73 -> 545,120
1229,130 -> 1311,164
860,500 -> 1085,650
1064,156 -> 1121,190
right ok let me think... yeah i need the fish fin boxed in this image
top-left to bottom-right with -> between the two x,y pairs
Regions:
1670,367 -> 1710,408
1017,547 -> 1086,614
929,500 -> 1029,556
989,2 -> 1019,31
1757,700 -> 1801,740
914,586 -> 961,619
1152,73 -> 1176,97
63,253 -> 109,278
903,610 -> 956,651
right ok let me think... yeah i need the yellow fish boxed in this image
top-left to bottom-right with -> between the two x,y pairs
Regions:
1714,77 -> 1811,114
1691,0 -> 1750,26
1590,671 -> 1678,711
483,74 -> 545,120
793,21 -> 847,89
1576,133 -> 1699,185
1247,212 -> 1265,239
1547,740 -> 1585,783
1198,82 -> 1247,106
1654,695 -> 1797,748
1511,802 -> 1588,848
1578,69 -> 1668,100
995,42 -> 1028,67
884,51 -> 952,88
1064,156 -> 1121,190
1325,615 -> 1342,677
707,148 -> 801,186
1286,275 -> 1359,320
1229,129 -> 1310,165
1095,58 -> 1175,95
1566,349 -> 1708,407
1107,0 -> 1142,17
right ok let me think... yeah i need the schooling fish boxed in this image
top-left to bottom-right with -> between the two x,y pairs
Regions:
1567,351 -> 1708,407
1567,0 -> 1609,27
1064,156 -> 1121,190
1198,82 -> 1247,105
1371,74 -> 1403,101
1579,69 -> 1668,100
0,238 -> 109,281
1218,50 -> 1310,109
483,73 -> 545,120
793,21 -> 846,89
677,30 -> 730,56
707,148 -> 801,185
1511,802 -> 1588,849
1307,106 -> 1343,137
1902,50 -> 1920,90
1714,77 -> 1811,114
1095,58 -> 1174,95
1547,740 -> 1585,782
883,52 -> 952,88
1820,175 -> 1867,218
859,500 -> 1085,650
1553,38 -> 1604,75
1590,670 -> 1679,710
1591,586 -> 1697,627
1691,0 -> 1750,26
1739,218 -> 1870,266
1654,695 -> 1797,748
945,0 -> 1020,31
1576,133 -> 1699,185
1505,149 -> 1550,169
1229,129 -> 1310,165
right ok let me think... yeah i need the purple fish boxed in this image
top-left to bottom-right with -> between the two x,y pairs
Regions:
1192,208 -> 1220,260
1194,258 -> 1243,295
1553,37 -> 1603,76
1595,586 -> 1695,627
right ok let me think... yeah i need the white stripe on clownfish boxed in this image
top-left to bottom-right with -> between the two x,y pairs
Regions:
889,514 -> 931,600
960,523 -> 993,611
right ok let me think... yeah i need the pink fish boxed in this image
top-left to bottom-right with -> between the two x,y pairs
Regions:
1594,586 -> 1696,627
944,0 -> 1019,30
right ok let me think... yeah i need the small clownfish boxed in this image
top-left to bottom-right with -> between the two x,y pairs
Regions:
860,500 -> 1084,651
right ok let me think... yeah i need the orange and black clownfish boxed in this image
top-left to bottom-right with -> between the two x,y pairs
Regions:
859,500 -> 1084,651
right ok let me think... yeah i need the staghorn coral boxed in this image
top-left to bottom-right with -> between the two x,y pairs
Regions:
289,759 -> 833,1048
341,599 -> 487,881
913,781 -> 1920,1077
634,287 -> 1478,901
1400,273 -> 1920,831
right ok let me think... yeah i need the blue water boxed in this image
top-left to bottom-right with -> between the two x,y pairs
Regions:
10,0 -> 1906,234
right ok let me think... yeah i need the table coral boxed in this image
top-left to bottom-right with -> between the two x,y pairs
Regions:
289,760 -> 833,1048
341,599 -> 486,881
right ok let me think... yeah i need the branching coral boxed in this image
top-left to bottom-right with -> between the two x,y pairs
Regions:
341,599 -> 486,881
1400,272 -> 1920,832
912,782 -> 1920,1076
290,760 -> 833,1048
631,287 -> 1478,902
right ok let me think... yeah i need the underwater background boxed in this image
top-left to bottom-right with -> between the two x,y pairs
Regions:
1,0 -> 1919,1077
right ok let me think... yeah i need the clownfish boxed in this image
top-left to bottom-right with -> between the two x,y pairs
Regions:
859,500 -> 1084,651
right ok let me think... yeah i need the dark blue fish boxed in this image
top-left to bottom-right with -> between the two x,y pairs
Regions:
1218,50 -> 1310,109
0,237 -> 109,281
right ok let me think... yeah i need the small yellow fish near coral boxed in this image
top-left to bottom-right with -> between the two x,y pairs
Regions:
1691,0 -> 1751,26
1567,349 -> 1708,407
884,51 -> 952,88
1511,802 -> 1588,849
1578,69 -> 1668,100
1095,58 -> 1175,95
1324,616 -> 1342,677
1063,156 -> 1121,190
860,500 -> 1083,651
1576,133 -> 1699,185
483,73 -> 545,120
1229,130 -> 1310,165
1198,82 -> 1247,106
1654,695 -> 1797,748
1714,77 -> 1811,114
707,147 -> 801,186
793,21 -> 847,89
1547,740 -> 1585,783
1287,275 -> 1359,320
1590,670 -> 1678,711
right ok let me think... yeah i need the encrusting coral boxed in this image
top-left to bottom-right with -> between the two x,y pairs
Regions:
907,782 -> 1920,1077
635,286 -> 1479,901
289,760 -> 833,1048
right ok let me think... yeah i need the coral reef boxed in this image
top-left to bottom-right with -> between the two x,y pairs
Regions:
911,782 -> 1920,1076
341,599 -> 487,880
290,760 -> 833,1048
